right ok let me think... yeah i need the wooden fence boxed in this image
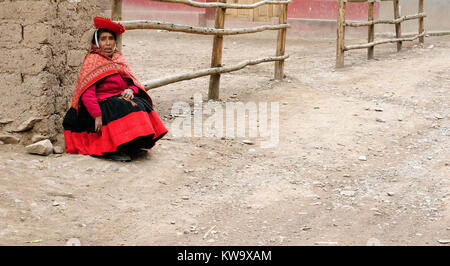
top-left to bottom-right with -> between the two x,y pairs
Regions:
336,0 -> 426,68
111,0 -> 290,100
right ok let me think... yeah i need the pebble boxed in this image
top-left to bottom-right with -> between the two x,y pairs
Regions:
438,240 -> 450,244
14,199 -> 23,203
376,118 -> 386,123
358,156 -> 367,161
434,114 -> 443,120
182,196 -> 190,200
65,238 -> 81,246
242,140 -> 254,145
340,190 -> 356,197
170,220 -> 176,224
314,241 -> 338,245
53,146 -> 64,154
374,107 -> 384,112
387,192 -> 395,196
343,174 -> 350,177
52,201 -> 60,206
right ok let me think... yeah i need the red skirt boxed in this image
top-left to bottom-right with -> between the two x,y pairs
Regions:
63,96 -> 168,155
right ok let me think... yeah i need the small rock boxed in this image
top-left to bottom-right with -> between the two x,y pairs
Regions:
170,220 -> 176,224
242,140 -> 254,145
358,155 -> 367,161
314,241 -> 338,245
26,139 -> 53,156
343,174 -> 350,177
206,239 -> 215,243
340,190 -> 356,197
182,196 -> 190,200
313,106 -> 320,109
14,199 -> 23,203
427,45 -> 434,49
52,201 -> 60,206
434,114 -> 444,120
376,118 -> 386,123
53,146 -> 64,154
65,238 -> 81,246
12,117 -> 42,132
0,134 -> 20,144
0,140 -> 3,145
438,240 -> 450,244
387,192 -> 395,196
282,102 -> 289,105
248,148 -> 256,153
0,119 -> 13,125
374,107 -> 384,112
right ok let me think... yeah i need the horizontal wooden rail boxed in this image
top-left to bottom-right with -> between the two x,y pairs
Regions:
151,0 -> 290,9
344,32 -> 426,51
119,20 -> 290,35
143,54 -> 289,90
346,13 -> 426,27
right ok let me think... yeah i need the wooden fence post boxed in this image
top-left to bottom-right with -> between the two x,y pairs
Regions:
274,2 -> 288,80
418,0 -> 425,44
112,0 -> 123,50
368,0 -> 375,59
336,0 -> 346,68
208,0 -> 226,100
393,0 -> 402,51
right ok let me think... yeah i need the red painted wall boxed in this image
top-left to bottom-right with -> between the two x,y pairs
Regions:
124,0 -> 379,20
288,0 -> 379,20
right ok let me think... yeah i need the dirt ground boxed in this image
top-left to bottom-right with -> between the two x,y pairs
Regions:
0,30 -> 449,246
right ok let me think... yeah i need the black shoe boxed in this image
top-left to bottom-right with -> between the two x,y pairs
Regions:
104,151 -> 132,162
127,148 -> 148,159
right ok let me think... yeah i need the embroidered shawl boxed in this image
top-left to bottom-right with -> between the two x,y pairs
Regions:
71,44 -> 153,111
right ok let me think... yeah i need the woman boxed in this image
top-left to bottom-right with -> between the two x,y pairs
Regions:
63,17 -> 168,162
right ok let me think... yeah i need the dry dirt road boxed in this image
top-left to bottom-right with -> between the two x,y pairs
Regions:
0,31 -> 449,246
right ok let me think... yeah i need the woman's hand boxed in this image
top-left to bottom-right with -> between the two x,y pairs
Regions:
95,116 -> 103,134
120,88 -> 134,100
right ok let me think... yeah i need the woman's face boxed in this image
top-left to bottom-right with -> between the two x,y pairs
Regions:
98,32 -> 115,57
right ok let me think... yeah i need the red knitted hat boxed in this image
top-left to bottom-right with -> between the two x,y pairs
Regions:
93,17 -> 125,36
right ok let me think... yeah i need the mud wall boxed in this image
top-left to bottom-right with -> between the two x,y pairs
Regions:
379,0 -> 450,33
0,0 -> 100,145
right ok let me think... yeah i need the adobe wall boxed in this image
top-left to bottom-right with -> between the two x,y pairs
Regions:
0,0 -> 100,146
378,0 -> 450,33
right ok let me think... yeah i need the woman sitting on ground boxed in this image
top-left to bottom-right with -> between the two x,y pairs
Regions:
63,17 -> 168,162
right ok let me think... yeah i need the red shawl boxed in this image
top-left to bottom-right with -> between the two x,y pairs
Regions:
71,45 -> 153,111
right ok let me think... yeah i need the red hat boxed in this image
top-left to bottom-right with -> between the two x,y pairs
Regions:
93,16 -> 126,36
